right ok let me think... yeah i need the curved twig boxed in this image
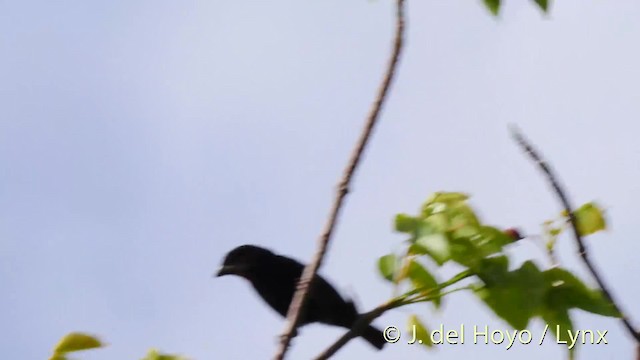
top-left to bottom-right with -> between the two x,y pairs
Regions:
314,300 -> 399,360
272,1 -> 408,358
510,125 -> 640,343
315,270 -> 473,358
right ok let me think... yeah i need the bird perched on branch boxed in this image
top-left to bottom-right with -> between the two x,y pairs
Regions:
216,244 -> 386,350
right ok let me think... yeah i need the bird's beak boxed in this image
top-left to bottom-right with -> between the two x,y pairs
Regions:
215,264 -> 239,277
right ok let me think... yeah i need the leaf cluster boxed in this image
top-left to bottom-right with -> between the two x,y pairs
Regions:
377,192 -> 618,354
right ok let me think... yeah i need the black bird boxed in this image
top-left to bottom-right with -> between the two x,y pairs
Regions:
216,244 -> 386,350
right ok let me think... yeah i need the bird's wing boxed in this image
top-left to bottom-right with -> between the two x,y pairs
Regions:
270,255 -> 358,327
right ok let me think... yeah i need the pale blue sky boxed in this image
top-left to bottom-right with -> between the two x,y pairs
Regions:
1,1 -> 639,359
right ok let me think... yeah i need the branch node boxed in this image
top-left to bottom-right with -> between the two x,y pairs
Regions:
337,183 -> 349,196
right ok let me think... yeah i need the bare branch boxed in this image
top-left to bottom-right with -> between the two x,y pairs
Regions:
272,0 -> 407,358
510,125 -> 640,343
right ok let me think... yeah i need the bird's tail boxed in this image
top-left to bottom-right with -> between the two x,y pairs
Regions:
361,324 -> 386,350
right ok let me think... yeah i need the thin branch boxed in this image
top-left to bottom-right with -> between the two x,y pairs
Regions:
272,0 -> 408,359
315,270 -> 474,358
510,125 -> 640,343
314,300 -> 399,360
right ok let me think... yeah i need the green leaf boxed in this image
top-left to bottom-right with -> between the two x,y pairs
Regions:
423,213 -> 449,232
411,219 -> 452,265
427,191 -> 469,204
474,226 -> 513,254
141,349 -> 188,360
421,192 -> 469,217
474,255 -> 509,286
543,268 -> 620,317
415,232 -> 451,266
395,213 -> 418,233
407,260 -> 438,290
483,0 -> 500,15
533,0 -> 549,12
407,315 -> 433,348
512,261 -> 547,316
549,227 -> 562,236
452,225 -> 479,239
377,254 -> 398,282
406,259 -> 440,307
448,226 -> 511,269
408,242 -> 428,256
447,203 -> 481,229
545,237 -> 556,252
541,307 -> 576,356
52,332 -> 104,355
475,260 -> 545,329
449,236 -> 482,268
573,202 -> 606,236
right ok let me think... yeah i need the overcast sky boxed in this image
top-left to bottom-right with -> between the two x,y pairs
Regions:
1,1 -> 639,359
